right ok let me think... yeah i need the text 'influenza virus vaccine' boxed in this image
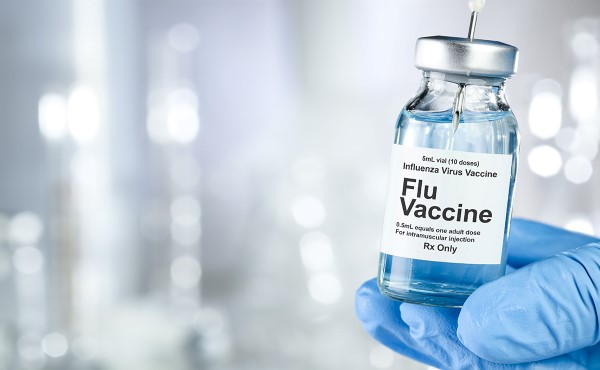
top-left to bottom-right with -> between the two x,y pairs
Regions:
378,1 -> 520,307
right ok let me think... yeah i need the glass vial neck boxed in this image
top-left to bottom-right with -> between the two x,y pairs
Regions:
406,73 -> 511,113
424,71 -> 507,87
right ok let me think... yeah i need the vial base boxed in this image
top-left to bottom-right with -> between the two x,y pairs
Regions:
377,253 -> 505,308
378,275 -> 472,308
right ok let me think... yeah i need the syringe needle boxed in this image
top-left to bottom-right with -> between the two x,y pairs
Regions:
452,84 -> 466,133
467,0 -> 485,41
452,0 -> 486,133
468,11 -> 478,41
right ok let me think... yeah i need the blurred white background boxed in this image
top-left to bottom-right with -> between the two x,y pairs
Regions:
0,0 -> 599,369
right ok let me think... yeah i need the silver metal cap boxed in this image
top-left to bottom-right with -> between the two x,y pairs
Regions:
414,36 -> 519,78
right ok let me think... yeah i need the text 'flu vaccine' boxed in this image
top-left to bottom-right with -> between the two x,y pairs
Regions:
377,2 -> 520,307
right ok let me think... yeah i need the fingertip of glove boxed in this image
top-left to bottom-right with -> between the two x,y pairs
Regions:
355,278 -> 407,342
457,268 -> 550,364
400,303 -> 460,341
399,303 -> 431,328
355,279 -> 378,321
399,304 -> 427,339
398,304 -> 418,324
456,283 -> 514,362
456,304 -> 486,358
457,316 -> 501,362
460,246 -> 600,364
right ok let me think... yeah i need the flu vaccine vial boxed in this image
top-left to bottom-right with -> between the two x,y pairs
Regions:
377,36 -> 520,307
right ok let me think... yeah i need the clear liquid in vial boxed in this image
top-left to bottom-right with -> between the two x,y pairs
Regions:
378,109 -> 519,307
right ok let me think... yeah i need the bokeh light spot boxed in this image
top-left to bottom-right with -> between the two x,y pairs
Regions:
527,145 -> 562,177
564,156 -> 593,184
572,32 -> 598,60
67,86 -> 100,143
9,212 -> 43,246
308,273 -> 342,305
41,333 -> 68,358
565,217 -> 595,235
13,247 -> 44,274
299,232 -> 333,271
291,196 -> 326,228
171,256 -> 201,289
570,67 -> 598,122
529,92 -> 562,139
38,93 -> 67,140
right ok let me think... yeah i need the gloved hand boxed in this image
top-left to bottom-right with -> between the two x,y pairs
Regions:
356,219 -> 600,369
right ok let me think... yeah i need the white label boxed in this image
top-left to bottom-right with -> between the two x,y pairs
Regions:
381,144 -> 513,265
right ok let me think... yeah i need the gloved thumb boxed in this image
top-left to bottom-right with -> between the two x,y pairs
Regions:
457,243 -> 600,364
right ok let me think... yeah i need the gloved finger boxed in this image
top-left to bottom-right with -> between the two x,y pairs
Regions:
355,279 -> 442,368
507,219 -> 600,268
357,279 -> 589,369
401,303 -> 589,370
458,243 -> 600,365
399,304 -> 510,369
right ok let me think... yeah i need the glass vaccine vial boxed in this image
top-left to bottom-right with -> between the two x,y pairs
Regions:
378,36 -> 520,307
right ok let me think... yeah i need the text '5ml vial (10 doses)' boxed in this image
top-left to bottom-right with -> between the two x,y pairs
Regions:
377,35 -> 520,307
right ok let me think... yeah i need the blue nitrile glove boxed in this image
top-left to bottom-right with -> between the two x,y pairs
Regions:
356,219 -> 600,369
